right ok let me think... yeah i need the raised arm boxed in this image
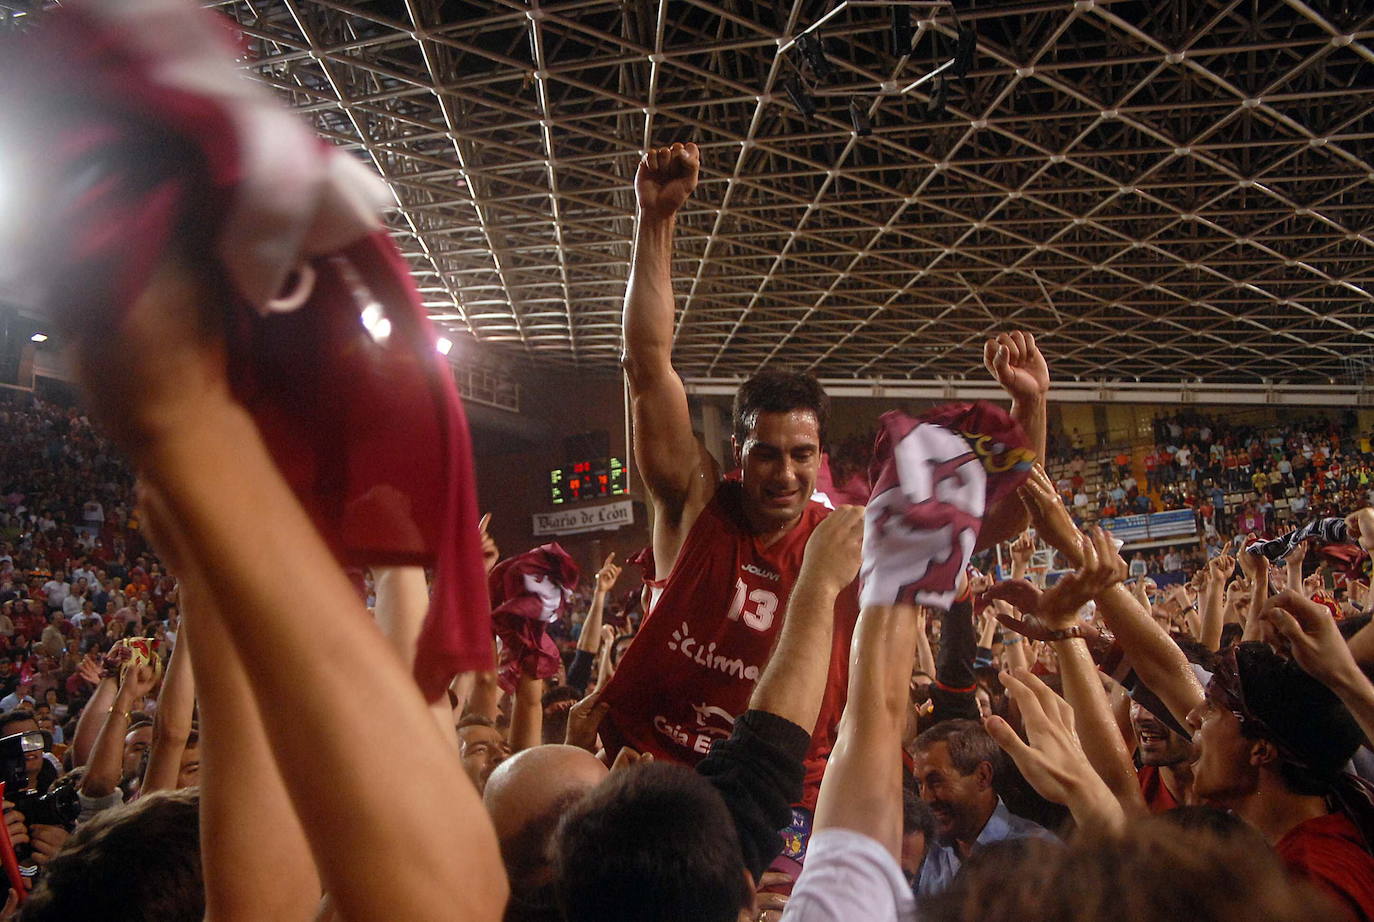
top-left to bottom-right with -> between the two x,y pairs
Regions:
577,554 -> 619,655
78,659 -> 157,799
1019,466 -> 1203,728
1197,551 -> 1232,651
1044,531 -> 1147,817
373,565 -> 458,746
986,669 -> 1125,836
140,617 -> 196,795
622,143 -> 710,512
172,570 -> 321,922
70,258 -> 508,922
977,332 -> 1050,549
914,607 -> 938,678
1238,537 -> 1270,643
749,506 -> 862,732
811,602 -> 920,859
69,658 -> 116,768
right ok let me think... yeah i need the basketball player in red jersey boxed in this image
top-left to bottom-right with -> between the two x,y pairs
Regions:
599,141 -> 1050,819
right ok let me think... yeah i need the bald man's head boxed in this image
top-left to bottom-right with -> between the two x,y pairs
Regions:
482,745 -> 607,922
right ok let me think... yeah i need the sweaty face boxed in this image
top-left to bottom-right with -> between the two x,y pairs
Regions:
459,725 -> 509,794
1185,698 -> 1258,804
1131,702 -> 1193,767
736,410 -> 821,531
914,741 -> 990,846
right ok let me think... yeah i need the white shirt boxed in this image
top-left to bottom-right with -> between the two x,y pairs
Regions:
782,828 -> 916,922
41,581 -> 69,608
0,693 -> 34,713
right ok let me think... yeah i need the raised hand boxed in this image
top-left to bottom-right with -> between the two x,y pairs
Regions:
1261,589 -> 1362,690
984,668 -> 1122,832
1347,509 -> 1374,551
594,553 -> 622,595
478,513 -> 499,574
1282,539 -> 1308,568
636,142 -> 700,221
119,660 -> 159,702
565,689 -> 610,753
985,527 -> 1123,633
984,330 -> 1050,404
1238,534 -> 1268,581
609,747 -> 653,773
1203,551 -> 1235,584
1010,531 -> 1035,570
77,652 -> 103,686
1019,465 -> 1085,567
800,505 -> 864,592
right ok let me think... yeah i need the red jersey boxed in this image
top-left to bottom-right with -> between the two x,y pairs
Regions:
1137,764 -> 1180,814
1276,813 -> 1374,922
599,481 -> 859,809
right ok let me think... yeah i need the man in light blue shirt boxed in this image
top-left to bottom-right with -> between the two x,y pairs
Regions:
912,719 -> 1053,899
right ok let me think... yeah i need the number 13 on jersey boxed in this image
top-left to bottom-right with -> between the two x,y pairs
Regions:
726,577 -> 778,632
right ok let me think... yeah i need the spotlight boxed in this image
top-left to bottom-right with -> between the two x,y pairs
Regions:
891,5 -> 913,56
796,32 -> 834,82
436,337 -> 453,356
927,75 -> 948,119
953,25 -> 976,78
849,97 -> 873,136
29,333 -> 47,343
783,76 -> 816,118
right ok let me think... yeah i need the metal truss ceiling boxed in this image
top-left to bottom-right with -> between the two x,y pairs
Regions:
14,0 -> 1374,384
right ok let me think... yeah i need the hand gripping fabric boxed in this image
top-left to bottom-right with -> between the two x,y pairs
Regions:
488,544 -> 581,693
861,403 -> 1034,610
0,0 -> 492,698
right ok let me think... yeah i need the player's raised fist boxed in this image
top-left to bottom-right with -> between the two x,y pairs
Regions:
636,142 -> 700,220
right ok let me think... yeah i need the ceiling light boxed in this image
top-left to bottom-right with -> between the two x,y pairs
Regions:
29,333 -> 47,343
796,33 -> 834,82
783,76 -> 816,118
849,97 -> 873,136
436,337 -> 453,355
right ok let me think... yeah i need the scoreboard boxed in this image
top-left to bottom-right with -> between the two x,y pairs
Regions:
550,457 -> 628,504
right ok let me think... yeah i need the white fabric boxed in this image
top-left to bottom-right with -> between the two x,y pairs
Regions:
75,0 -> 390,312
860,423 -> 985,610
782,828 -> 917,922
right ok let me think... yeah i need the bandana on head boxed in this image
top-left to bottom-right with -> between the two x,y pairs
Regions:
1208,642 -> 1374,847
489,544 -> 580,692
861,403 -> 1033,610
0,0 -> 492,700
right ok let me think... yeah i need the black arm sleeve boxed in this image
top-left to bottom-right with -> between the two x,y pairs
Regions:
696,709 -> 810,880
566,649 -> 595,697
930,597 -> 980,725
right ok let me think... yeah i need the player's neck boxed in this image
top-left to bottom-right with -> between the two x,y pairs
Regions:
744,510 -> 803,548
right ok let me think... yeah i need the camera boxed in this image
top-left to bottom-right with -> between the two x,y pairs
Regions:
0,729 -> 80,866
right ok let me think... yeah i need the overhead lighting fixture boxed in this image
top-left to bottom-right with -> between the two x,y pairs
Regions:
849,97 -> 873,136
926,75 -> 948,120
436,337 -> 453,356
359,304 -> 391,343
796,33 -> 834,82
953,25 -> 976,78
29,333 -> 47,343
783,76 -> 816,119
